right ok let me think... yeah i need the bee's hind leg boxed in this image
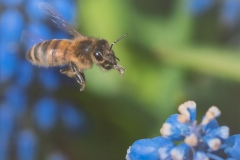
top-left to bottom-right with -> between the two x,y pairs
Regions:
70,62 -> 86,91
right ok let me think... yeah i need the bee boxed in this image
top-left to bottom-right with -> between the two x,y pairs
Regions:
24,2 -> 127,91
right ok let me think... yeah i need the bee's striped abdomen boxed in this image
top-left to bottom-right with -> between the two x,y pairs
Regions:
26,39 -> 71,66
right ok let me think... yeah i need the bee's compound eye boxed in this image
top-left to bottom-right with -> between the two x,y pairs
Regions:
94,51 -> 103,61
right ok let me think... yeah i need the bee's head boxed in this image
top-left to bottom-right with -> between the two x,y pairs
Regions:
92,33 -> 128,76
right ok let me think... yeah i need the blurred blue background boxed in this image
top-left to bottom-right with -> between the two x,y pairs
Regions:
1,0 -> 240,159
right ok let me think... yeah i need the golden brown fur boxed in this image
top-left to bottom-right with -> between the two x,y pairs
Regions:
26,37 -> 99,72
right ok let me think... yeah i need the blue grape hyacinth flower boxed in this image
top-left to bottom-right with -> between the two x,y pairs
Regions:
33,97 -> 58,132
126,101 -> 240,160
60,103 -> 85,132
17,130 -> 37,160
126,136 -> 174,160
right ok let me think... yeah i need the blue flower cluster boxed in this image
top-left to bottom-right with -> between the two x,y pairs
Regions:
189,0 -> 240,28
0,0 -> 85,159
126,101 -> 240,160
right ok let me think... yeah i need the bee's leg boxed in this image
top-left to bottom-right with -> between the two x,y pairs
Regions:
60,66 -> 75,78
70,62 -> 86,91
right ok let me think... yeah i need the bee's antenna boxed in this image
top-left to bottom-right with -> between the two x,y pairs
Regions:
110,33 -> 128,50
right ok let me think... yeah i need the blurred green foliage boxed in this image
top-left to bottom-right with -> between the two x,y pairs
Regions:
58,0 -> 240,159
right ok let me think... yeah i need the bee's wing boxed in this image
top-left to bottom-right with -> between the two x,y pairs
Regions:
38,2 -> 83,38
20,30 -> 45,50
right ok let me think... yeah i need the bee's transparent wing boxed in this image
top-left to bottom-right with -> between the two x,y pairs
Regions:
20,30 -> 45,51
38,2 -> 83,38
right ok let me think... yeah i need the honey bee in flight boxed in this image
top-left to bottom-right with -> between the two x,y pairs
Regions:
24,2 -> 128,91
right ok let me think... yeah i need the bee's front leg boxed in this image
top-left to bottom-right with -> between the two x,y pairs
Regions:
70,62 -> 86,91
60,66 -> 74,78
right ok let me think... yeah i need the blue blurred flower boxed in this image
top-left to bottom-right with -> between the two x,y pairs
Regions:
0,43 -> 19,83
4,85 -> 27,116
25,0 -> 47,21
188,0 -> 240,30
0,103 -> 15,136
0,0 -> 24,7
0,134 -> 10,160
33,97 -> 58,132
16,60 -> 34,87
0,9 -> 24,43
219,0 -> 240,27
38,68 -> 60,91
16,130 -> 37,160
188,0 -> 216,16
0,0 -> 79,159
52,0 -> 76,24
60,103 -> 85,131
126,101 -> 240,159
